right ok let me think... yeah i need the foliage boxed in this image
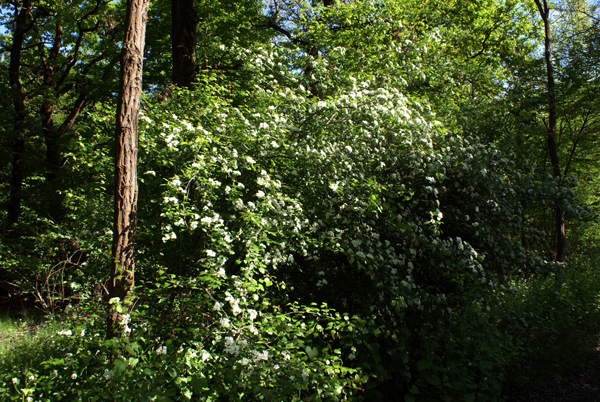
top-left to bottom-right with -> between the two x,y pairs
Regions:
1,0 -> 600,401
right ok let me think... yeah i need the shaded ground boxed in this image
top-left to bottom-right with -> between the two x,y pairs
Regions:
511,346 -> 600,402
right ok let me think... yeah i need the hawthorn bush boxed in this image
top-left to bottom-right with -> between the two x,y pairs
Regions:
1,35 -> 597,402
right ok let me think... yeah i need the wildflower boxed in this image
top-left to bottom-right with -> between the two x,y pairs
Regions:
108,297 -> 121,305
11,377 -> 18,385
156,345 -> 168,355
71,372 -> 78,380
251,350 -> 269,361
206,249 -> 217,257
201,350 -> 210,361
247,309 -> 258,321
224,337 -> 240,355
57,329 -> 72,336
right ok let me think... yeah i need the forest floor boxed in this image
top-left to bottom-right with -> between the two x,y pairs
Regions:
511,345 -> 600,402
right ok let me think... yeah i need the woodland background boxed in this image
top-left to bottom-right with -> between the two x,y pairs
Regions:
1,0 -> 600,400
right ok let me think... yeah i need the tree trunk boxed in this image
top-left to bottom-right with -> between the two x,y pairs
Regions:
172,0 -> 199,87
108,0 -> 149,339
39,24 -> 65,221
5,1 -> 32,230
534,0 -> 565,262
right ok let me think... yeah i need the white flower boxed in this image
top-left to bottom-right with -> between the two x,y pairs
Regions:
213,301 -> 224,311
246,156 -> 256,165
80,329 -> 86,337
57,329 -> 72,336
220,318 -> 230,328
108,297 -> 120,305
11,377 -> 18,385
71,372 -> 78,380
224,337 -> 239,355
256,190 -> 265,198
206,249 -> 216,257
156,345 -> 167,355
201,350 -> 210,361
247,309 -> 258,321
251,350 -> 269,361
27,374 -> 35,381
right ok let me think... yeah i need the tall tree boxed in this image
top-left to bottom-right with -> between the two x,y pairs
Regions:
108,0 -> 149,339
5,0 -> 33,229
534,0 -> 565,261
171,0 -> 199,87
36,0 -> 117,221
2,0 -> 120,227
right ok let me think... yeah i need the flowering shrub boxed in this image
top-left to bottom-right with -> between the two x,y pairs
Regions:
130,43 -> 563,399
1,30 -> 589,402
0,2 -> 595,401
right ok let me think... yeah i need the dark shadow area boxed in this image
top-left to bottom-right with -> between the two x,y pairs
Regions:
510,342 -> 600,402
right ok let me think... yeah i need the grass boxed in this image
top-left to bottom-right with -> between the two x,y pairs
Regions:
0,310 -> 55,358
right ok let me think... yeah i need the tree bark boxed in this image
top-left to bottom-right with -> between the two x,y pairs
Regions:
108,0 -> 149,339
171,0 -> 199,87
534,0 -> 565,262
5,0 -> 32,230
